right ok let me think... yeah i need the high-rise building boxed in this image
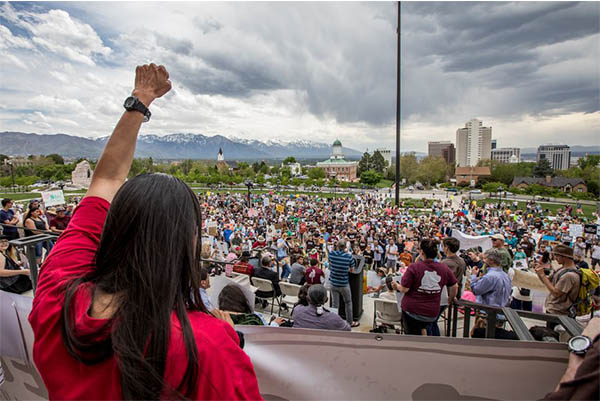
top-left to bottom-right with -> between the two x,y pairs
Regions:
492,148 -> 520,164
428,141 -> 456,164
455,119 -> 492,167
375,148 -> 392,169
537,145 -> 571,170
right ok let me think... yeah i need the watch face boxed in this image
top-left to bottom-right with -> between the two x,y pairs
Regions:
570,336 -> 590,352
124,97 -> 135,108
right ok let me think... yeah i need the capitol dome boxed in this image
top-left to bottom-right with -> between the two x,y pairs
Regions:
332,139 -> 342,147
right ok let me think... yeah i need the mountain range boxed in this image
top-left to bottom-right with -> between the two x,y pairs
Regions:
0,132 -> 363,160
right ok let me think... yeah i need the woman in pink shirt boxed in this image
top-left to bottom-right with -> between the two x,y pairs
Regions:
28,64 -> 262,400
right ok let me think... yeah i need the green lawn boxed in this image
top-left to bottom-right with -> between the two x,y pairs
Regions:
479,198 -> 596,219
195,188 -> 354,198
0,192 -> 42,201
375,179 -> 394,188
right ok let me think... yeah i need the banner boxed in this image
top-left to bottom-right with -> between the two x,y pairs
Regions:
451,231 -> 493,252
41,190 -> 65,207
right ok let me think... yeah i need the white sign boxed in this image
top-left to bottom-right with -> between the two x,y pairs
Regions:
568,224 -> 584,238
41,190 -> 65,207
451,230 -> 493,252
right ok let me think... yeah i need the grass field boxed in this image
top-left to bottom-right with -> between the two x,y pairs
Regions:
479,198 -> 596,219
194,188 -> 355,198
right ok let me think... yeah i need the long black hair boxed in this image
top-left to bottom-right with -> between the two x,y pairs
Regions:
61,173 -> 206,400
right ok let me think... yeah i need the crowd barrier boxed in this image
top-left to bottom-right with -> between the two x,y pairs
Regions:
1,291 -> 569,401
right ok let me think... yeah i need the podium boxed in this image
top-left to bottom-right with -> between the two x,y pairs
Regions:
338,255 -> 365,322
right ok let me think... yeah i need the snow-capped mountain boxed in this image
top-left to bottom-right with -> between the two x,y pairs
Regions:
0,131 -> 362,160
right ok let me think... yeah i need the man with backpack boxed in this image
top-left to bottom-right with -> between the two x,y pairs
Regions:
534,244 -> 599,322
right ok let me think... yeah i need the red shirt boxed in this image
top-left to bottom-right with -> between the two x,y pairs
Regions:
400,260 -> 457,317
305,266 -> 325,285
233,261 -> 255,276
29,196 -> 262,400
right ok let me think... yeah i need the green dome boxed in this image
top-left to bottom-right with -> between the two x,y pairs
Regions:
332,139 -> 342,146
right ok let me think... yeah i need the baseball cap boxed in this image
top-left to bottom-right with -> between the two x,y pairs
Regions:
490,234 -> 505,241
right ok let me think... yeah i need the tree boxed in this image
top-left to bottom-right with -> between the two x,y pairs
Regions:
47,153 -> 64,165
360,169 -> 383,185
181,159 -> 194,175
307,167 -> 325,180
357,152 -> 371,175
283,156 -> 296,165
416,156 -> 446,185
578,155 -> 600,170
0,154 -> 8,164
533,159 -> 553,177
399,154 -> 419,184
371,151 -> 387,173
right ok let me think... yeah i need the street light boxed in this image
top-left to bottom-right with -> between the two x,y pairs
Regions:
244,179 -> 253,208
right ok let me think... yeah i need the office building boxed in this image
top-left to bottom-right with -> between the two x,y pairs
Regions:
491,139 -> 497,150
537,145 -> 571,170
455,119 -> 492,167
375,148 -> 392,169
428,141 -> 456,164
492,148 -> 520,164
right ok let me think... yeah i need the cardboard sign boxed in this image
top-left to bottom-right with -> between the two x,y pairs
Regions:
41,190 -> 65,207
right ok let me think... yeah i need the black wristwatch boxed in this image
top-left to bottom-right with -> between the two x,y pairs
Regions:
123,96 -> 151,122
567,335 -> 592,356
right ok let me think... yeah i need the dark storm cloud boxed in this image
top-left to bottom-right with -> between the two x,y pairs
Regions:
121,2 -> 599,126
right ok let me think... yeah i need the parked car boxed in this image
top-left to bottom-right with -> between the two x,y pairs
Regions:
446,188 -> 458,193
469,189 -> 482,194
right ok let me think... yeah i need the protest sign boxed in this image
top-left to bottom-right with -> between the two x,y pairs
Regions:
41,190 -> 65,207
451,231 -> 493,251
584,224 -> 598,235
276,204 -> 285,213
568,224 -> 583,238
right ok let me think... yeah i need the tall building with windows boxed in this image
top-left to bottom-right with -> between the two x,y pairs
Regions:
492,147 -> 520,164
375,148 -> 392,169
537,145 -> 571,170
455,119 -> 492,167
428,141 -> 456,164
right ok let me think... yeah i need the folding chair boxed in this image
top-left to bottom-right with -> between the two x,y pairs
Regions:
251,277 -> 280,315
373,299 -> 403,334
278,282 -> 302,317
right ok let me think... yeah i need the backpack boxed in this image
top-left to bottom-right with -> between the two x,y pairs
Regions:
556,268 -> 600,318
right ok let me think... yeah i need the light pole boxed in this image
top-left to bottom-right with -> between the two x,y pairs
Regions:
244,179 -> 253,208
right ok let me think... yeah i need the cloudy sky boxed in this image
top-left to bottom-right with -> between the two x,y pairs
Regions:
0,1 -> 598,153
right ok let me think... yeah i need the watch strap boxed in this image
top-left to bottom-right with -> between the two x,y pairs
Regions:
124,96 -> 151,122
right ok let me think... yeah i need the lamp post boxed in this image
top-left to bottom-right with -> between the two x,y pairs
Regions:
244,179 -> 253,208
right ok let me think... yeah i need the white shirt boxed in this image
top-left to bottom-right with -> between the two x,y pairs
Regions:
592,244 -> 600,260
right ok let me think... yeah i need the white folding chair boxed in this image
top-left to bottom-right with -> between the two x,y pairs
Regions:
278,282 -> 302,317
373,299 -> 403,333
251,277 -> 280,315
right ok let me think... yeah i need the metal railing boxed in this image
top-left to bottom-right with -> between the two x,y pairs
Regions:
446,299 -> 583,341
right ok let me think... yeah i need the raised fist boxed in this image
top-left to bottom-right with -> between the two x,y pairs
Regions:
132,63 -> 172,106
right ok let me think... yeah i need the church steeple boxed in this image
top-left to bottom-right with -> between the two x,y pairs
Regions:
217,147 -> 224,161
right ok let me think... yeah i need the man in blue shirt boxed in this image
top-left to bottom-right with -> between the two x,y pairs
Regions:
471,248 -> 512,307
328,240 -> 358,327
0,199 -> 19,240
